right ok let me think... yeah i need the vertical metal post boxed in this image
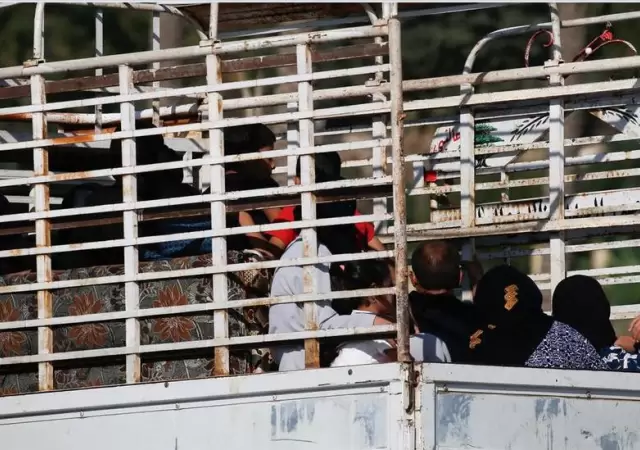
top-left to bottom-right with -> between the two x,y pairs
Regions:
151,11 -> 161,127
94,8 -> 103,132
296,42 -> 320,369
459,72 -> 476,301
32,3 -> 45,62
119,64 -> 141,384
206,3 -> 229,376
287,102 -> 299,186
548,3 -> 566,293
387,7 -> 409,363
369,6 -> 388,236
371,48 -> 389,235
31,74 -> 53,391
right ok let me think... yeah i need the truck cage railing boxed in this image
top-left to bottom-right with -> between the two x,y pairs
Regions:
0,2 -> 638,394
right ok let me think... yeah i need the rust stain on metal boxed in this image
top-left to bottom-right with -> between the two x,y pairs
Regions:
213,347 -> 228,377
0,45 -> 387,102
50,134 -> 98,146
181,3 -> 368,31
304,339 -> 320,369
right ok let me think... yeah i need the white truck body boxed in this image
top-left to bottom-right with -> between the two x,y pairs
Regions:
2,363 -> 639,450
0,3 -> 639,450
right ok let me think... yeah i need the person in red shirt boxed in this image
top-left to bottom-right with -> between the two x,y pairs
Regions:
266,152 -> 385,252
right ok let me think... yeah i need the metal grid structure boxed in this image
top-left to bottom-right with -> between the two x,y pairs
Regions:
0,2 -> 638,394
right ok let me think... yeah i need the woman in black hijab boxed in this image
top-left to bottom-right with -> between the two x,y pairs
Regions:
470,265 -> 607,370
553,275 -> 640,372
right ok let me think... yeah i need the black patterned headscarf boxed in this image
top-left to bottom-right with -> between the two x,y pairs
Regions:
552,275 -> 617,351
469,264 -> 554,367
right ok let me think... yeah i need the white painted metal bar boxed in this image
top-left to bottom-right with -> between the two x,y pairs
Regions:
296,42 -> 320,369
459,75 -> 475,301
151,11 -> 161,128
0,248 -> 393,297
0,64 -> 390,118
0,286 -> 397,332
0,139 -> 386,189
119,64 -> 141,384
0,324 -> 399,366
94,8 -> 103,132
206,3 -> 230,376
0,213 -> 393,264
371,32 -> 389,236
0,176 -> 392,227
0,25 -> 388,79
30,73 -> 53,392
548,3 -> 566,294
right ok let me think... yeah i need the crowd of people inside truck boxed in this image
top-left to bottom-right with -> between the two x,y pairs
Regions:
0,122 -> 638,374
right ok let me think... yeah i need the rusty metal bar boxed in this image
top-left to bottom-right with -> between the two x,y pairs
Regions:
31,73 -> 53,392
0,285 -> 396,332
206,3 -> 230,377
0,25 -> 387,79
0,324 -> 398,367
387,13 -> 409,363
0,63 -> 389,119
0,247 -> 393,296
0,176 -> 392,226
296,42 -> 321,369
119,64 -> 141,384
0,43 -> 388,102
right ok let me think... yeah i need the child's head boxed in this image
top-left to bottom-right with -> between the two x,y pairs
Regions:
338,258 -> 396,318
410,240 -> 462,293
224,123 -> 276,180
294,151 -> 342,185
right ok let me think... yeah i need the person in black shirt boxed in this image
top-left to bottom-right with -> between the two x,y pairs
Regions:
55,123 -> 199,268
142,123 -> 283,260
408,240 -> 481,363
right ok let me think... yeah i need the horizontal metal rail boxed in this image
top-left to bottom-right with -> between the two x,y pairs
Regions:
0,248 -> 393,295
0,286 -> 396,332
0,324 -> 398,366
0,25 -> 388,79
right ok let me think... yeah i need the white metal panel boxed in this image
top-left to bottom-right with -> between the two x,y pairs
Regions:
0,364 -> 404,450
422,363 -> 640,450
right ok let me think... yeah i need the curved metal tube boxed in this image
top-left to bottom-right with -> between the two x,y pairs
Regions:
33,2 -> 45,60
63,2 -> 208,41
548,3 -> 563,61
361,3 -> 378,24
463,9 -> 640,75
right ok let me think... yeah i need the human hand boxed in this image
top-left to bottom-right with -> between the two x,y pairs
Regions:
374,315 -> 393,326
629,315 -> 640,342
615,335 -> 637,352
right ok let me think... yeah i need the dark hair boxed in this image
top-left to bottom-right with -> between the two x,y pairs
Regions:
295,151 -> 342,183
333,258 -> 393,314
224,123 -> 276,156
552,275 -> 617,350
411,240 -> 460,291
109,122 -> 183,187
293,200 -> 365,257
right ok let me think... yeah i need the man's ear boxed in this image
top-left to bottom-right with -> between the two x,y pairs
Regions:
409,271 -> 419,289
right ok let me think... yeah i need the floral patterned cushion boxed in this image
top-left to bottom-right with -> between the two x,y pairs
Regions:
0,250 -> 273,395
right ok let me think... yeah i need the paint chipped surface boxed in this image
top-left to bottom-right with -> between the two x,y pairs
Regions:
432,391 -> 640,450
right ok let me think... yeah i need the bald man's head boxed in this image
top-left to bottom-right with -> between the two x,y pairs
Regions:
410,240 -> 461,291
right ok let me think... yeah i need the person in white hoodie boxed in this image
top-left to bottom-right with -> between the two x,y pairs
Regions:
330,258 -> 451,367
331,259 -> 398,367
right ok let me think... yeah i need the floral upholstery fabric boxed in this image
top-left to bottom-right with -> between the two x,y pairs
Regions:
0,250 -> 273,396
